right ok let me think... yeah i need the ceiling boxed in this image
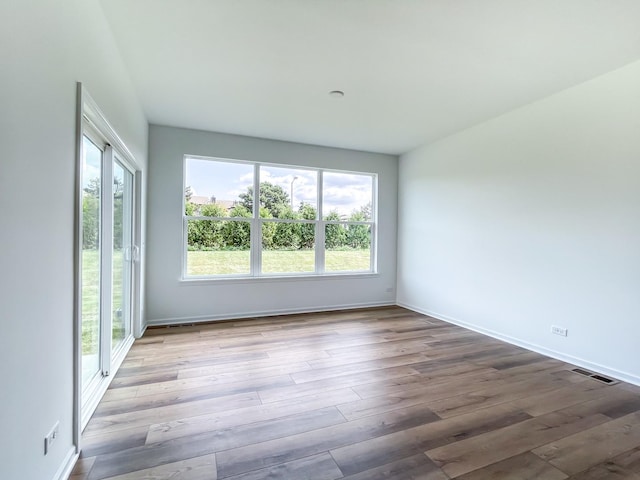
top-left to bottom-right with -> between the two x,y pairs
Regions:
99,0 -> 640,155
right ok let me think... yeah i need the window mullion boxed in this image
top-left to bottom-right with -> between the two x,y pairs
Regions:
371,174 -> 378,272
316,170 -> 325,274
250,163 -> 261,276
183,216 -> 188,279
100,145 -> 114,376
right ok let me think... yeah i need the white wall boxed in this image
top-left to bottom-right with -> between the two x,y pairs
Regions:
0,1 -> 147,479
398,60 -> 640,385
147,125 -> 397,324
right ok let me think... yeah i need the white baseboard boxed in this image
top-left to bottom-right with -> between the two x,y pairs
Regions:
137,322 -> 148,338
147,301 -> 395,327
398,301 -> 640,387
54,447 -> 78,480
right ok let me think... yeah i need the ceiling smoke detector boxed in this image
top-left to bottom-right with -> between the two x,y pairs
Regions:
329,90 -> 345,98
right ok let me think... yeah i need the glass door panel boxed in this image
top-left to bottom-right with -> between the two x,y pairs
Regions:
81,136 -> 102,392
112,161 -> 133,352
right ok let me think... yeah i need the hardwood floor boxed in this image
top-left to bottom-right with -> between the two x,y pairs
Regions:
71,306 -> 640,479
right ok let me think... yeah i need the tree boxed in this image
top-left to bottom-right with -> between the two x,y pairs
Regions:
82,195 -> 99,249
201,203 -> 227,218
359,201 -> 372,221
223,205 -> 252,249
113,177 -> 123,249
82,177 -> 128,249
346,211 -> 370,249
188,219 -> 222,250
84,177 -> 100,197
324,210 -> 346,249
272,206 -> 300,249
184,186 -> 197,215
260,207 -> 277,249
298,203 -> 316,249
82,177 -> 101,249
186,203 -> 229,250
184,186 -> 195,215
238,182 -> 289,217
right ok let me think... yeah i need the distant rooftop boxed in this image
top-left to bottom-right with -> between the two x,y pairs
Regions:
190,195 -> 237,210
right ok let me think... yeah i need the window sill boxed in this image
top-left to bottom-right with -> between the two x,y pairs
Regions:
179,271 -> 380,286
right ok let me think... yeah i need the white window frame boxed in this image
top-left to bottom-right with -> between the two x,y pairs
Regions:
182,155 -> 378,280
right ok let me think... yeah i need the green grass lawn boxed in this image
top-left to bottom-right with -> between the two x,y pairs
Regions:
81,249 -> 100,383
325,249 -> 371,272
187,249 -> 371,276
81,250 -> 126,366
82,247 -> 369,381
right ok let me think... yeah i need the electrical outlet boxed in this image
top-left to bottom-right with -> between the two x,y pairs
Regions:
551,325 -> 568,337
385,287 -> 393,293
44,421 -> 59,455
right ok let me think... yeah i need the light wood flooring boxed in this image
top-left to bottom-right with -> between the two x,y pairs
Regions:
72,306 -> 640,479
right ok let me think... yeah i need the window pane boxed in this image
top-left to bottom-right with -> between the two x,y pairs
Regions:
259,166 -> 317,219
325,224 -> 371,272
185,158 -> 253,215
262,222 -> 315,274
112,162 -> 133,352
323,172 -> 373,220
81,136 -> 101,389
186,219 -> 250,275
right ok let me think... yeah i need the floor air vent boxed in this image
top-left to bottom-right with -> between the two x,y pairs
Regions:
571,368 -> 618,385
591,374 -> 618,385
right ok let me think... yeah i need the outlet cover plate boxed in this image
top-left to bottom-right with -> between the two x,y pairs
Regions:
551,325 -> 568,337
44,421 -> 59,455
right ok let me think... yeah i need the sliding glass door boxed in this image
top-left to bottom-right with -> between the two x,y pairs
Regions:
80,130 -> 136,424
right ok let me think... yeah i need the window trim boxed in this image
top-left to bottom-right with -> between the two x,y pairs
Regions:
182,155 -> 378,280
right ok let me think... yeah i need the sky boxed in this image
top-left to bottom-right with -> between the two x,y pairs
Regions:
185,157 -> 374,217
83,136 -> 132,192
82,136 -> 102,189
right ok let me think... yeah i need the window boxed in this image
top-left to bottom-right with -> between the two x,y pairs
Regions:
183,156 -> 376,278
